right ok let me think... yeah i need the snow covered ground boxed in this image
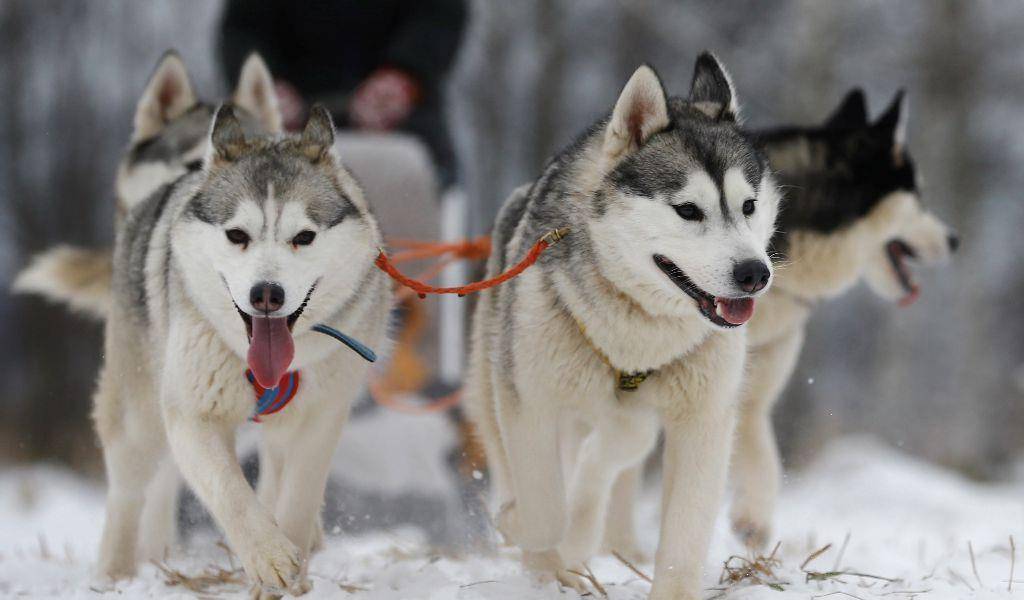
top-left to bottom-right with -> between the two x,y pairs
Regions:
2,436 -> 1022,599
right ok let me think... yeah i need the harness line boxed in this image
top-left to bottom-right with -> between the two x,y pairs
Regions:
375,228 -> 570,298
245,228 -> 570,419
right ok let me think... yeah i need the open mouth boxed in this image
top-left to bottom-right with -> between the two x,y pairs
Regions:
653,255 -> 755,327
234,284 -> 315,339
886,239 -> 920,307
232,283 -> 317,388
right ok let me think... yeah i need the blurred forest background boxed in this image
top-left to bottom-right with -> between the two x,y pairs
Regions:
1,0 -> 1022,481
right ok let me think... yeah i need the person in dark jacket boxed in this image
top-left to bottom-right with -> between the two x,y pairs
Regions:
219,0 -> 467,187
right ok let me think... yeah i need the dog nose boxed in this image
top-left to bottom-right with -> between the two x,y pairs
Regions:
250,282 -> 285,313
733,260 -> 771,294
947,232 -> 960,253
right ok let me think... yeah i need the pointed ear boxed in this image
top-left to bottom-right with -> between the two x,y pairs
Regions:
232,52 -> 282,134
824,88 -> 868,129
874,90 -> 908,158
688,52 -> 739,121
208,103 -> 247,164
299,104 -> 335,162
603,65 -> 670,161
133,50 -> 197,142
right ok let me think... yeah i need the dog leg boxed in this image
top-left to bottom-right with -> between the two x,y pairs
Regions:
95,369 -> 165,580
256,437 -> 282,514
164,413 -> 303,596
137,456 -> 180,562
558,411 -> 658,567
268,406 -> 347,564
602,463 -> 647,563
730,330 -> 803,549
649,403 -> 737,600
494,383 -> 567,552
255,433 -> 330,560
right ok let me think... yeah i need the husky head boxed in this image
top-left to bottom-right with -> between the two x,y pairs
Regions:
172,104 -> 379,388
767,90 -> 958,305
117,51 -> 282,214
590,53 -> 779,328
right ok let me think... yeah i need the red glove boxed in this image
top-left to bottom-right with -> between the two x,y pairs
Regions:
350,68 -> 421,131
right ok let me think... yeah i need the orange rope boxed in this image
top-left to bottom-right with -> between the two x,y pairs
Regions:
388,235 -> 492,264
375,228 -> 569,298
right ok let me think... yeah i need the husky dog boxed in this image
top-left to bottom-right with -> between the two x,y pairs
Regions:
91,99 -> 389,597
14,50 -> 281,318
603,89 -> 960,556
465,53 -> 780,599
728,89 -> 959,547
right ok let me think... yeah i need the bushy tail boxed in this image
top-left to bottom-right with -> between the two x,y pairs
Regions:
12,245 -> 113,320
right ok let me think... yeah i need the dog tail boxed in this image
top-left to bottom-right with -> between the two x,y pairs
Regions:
12,245 -> 113,320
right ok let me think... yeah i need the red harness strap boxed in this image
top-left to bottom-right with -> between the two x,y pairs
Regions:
246,369 -> 301,422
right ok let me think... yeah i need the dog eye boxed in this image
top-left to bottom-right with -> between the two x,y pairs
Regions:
292,230 -> 317,247
225,228 -> 250,246
742,198 -> 757,217
674,203 -> 703,222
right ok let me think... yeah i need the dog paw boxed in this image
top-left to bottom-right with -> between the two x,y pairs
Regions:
250,577 -> 312,600
239,534 -> 307,597
96,552 -> 137,583
731,516 -> 770,551
522,550 -> 590,594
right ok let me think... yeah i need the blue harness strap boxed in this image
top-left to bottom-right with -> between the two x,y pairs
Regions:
241,324 -> 374,422
246,370 -> 301,422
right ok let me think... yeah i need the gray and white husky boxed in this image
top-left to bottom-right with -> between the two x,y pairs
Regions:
15,50 -> 281,318
87,98 -> 389,596
603,89 -> 959,556
465,53 -> 780,600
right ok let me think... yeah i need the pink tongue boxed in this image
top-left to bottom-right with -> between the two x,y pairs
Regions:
247,317 -> 295,388
717,297 -> 756,325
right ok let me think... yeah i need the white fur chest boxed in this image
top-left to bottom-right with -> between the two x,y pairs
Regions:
547,269 -> 711,373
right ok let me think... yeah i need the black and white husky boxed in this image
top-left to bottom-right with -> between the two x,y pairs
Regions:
466,54 -> 780,599
728,89 -> 958,547
604,89 -> 959,557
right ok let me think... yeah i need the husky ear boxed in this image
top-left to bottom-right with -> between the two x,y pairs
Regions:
824,88 -> 868,129
133,50 -> 197,142
874,90 -> 908,160
233,52 -> 282,134
688,52 -> 739,121
299,104 -> 335,162
208,103 -> 247,163
603,65 -> 670,161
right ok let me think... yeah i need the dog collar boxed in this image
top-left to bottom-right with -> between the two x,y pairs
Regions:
573,318 -> 653,392
242,325 -> 374,422
246,369 -> 300,422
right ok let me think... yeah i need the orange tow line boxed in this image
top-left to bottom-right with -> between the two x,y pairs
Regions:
375,228 -> 570,298
367,227 -> 570,414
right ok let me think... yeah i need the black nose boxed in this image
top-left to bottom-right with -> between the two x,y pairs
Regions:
250,282 -> 285,313
947,232 -> 960,253
733,260 -> 770,294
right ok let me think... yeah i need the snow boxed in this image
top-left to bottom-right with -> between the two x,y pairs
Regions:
1,437 -> 1022,599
